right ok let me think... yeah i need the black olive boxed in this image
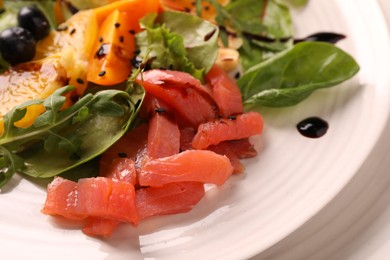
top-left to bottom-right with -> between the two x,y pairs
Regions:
17,5 -> 50,41
0,27 -> 36,65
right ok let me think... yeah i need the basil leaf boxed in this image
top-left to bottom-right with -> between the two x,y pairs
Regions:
238,42 -> 360,108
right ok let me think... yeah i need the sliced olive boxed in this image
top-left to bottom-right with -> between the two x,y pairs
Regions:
17,5 -> 51,41
0,27 -> 36,65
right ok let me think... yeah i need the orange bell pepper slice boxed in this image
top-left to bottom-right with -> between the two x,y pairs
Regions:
87,9 -> 138,86
93,0 -> 160,25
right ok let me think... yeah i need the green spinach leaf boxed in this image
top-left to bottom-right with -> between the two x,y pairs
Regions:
196,0 -> 293,71
280,0 -> 310,7
0,82 -> 144,186
238,42 -> 360,108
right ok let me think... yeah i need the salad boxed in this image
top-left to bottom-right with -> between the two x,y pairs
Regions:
0,0 -> 359,239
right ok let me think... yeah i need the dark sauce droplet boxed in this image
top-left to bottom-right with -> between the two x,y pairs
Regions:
294,32 -> 346,44
297,117 -> 329,138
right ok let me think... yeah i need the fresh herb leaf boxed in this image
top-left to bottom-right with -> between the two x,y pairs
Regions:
195,0 -> 293,71
280,0 -> 310,7
238,42 -> 360,108
262,0 -> 293,39
224,0 -> 268,35
0,146 -> 24,187
136,11 -> 218,81
0,82 -> 144,186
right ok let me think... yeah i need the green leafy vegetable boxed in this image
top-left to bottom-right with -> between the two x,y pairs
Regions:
196,0 -> 293,71
136,11 -> 219,81
280,0 -> 310,7
238,42 -> 360,108
0,82 -> 144,187
224,0 -> 268,35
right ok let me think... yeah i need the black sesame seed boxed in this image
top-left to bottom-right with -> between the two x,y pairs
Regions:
96,43 -> 109,59
70,28 -> 76,35
98,37 -> 103,42
98,71 -> 106,77
114,22 -> 120,28
129,29 -> 135,35
204,28 -> 217,41
118,152 -> 128,158
234,72 -> 241,79
119,36 -> 124,43
76,78 -> 84,84
204,5 -> 210,11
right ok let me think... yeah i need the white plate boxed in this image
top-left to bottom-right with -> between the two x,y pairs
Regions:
1,0 -> 390,259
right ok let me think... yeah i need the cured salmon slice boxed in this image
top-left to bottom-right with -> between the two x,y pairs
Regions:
136,70 -> 218,127
205,64 -> 244,117
136,182 -> 205,220
138,150 -> 233,186
192,112 -> 264,149
42,177 -> 139,225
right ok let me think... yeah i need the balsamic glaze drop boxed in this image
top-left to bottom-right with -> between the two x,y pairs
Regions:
297,117 -> 329,138
294,32 -> 346,44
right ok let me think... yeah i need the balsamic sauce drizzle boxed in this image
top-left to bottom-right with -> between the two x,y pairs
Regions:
297,117 -> 329,138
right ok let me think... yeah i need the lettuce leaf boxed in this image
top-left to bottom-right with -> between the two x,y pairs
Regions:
135,11 -> 219,81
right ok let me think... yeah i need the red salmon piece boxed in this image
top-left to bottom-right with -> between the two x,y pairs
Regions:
136,182 -> 205,220
42,177 -> 139,225
136,70 -> 218,127
83,218 -> 119,238
206,64 -> 244,117
192,112 -> 264,149
138,150 -> 233,186
146,98 -> 180,159
139,69 -> 213,97
88,158 -> 137,238
41,177 -> 82,220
